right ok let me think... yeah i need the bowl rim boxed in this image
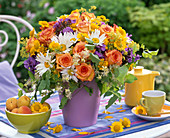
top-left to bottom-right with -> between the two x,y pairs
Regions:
5,107 -> 52,116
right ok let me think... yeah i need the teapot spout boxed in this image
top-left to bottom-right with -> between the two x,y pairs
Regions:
151,71 -> 160,77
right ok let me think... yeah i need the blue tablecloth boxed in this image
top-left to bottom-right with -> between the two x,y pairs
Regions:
0,91 -> 170,138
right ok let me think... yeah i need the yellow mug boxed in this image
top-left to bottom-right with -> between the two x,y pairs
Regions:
140,90 -> 166,116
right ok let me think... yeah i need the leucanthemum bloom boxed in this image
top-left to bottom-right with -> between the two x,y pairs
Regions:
36,50 -> 55,76
51,32 -> 78,53
110,121 -> 124,133
120,117 -> 131,128
60,65 -> 78,82
89,29 -> 106,46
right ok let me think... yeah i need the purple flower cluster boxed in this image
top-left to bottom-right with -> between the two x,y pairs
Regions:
24,56 -> 39,74
53,18 -> 76,35
126,33 -> 133,42
122,47 -> 140,63
94,44 -> 106,58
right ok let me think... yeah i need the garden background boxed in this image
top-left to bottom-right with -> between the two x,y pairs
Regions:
0,0 -> 170,100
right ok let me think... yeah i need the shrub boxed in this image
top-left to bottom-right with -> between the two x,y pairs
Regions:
128,3 -> 170,55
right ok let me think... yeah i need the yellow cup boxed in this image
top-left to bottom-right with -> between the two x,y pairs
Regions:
140,90 -> 166,116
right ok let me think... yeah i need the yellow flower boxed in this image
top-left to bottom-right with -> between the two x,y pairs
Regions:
110,121 -> 124,133
49,41 -> 60,51
90,23 -> 99,32
39,21 -> 49,28
120,118 -> 131,128
45,122 -> 54,126
117,27 -> 126,37
29,28 -> 35,37
114,37 -> 127,51
77,33 -> 89,42
135,105 -> 147,115
98,59 -> 108,70
39,106 -> 49,113
53,124 -> 63,133
31,102 -> 43,113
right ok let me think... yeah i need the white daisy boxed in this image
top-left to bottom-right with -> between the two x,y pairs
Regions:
89,29 -> 106,46
51,32 -> 78,53
36,50 -> 55,76
60,65 -> 78,82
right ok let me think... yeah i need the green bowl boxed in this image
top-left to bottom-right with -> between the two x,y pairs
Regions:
5,108 -> 52,134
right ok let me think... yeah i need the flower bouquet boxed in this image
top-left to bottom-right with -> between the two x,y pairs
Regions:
19,7 -> 157,127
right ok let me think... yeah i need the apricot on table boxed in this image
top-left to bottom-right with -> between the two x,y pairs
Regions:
6,98 -> 17,111
11,108 -> 19,113
17,95 -> 31,108
18,106 -> 32,114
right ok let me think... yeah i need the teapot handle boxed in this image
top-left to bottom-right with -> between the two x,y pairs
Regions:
140,98 -> 147,109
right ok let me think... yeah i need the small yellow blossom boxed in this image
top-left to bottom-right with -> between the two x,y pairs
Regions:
49,41 -> 60,51
39,106 -> 49,113
114,37 -> 127,51
117,27 -> 126,37
79,132 -> 95,135
91,23 -> 99,32
53,124 -> 63,133
120,118 -> 131,128
39,21 -> 49,28
135,105 -> 147,115
29,28 -> 35,37
31,102 -> 43,113
110,121 -> 124,133
77,33 -> 89,42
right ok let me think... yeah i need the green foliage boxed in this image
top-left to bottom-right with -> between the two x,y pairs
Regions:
128,3 -> 170,55
89,53 -> 100,64
139,54 -> 170,101
59,96 -> 68,109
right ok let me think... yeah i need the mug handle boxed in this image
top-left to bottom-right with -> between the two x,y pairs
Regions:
140,98 -> 147,109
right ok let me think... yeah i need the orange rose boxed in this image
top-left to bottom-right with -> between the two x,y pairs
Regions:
81,12 -> 96,21
25,37 -> 36,52
106,50 -> 122,65
73,41 -> 86,54
56,53 -> 73,69
99,25 -> 114,37
77,21 -> 90,34
76,63 -> 95,81
38,27 -> 55,46
68,11 -> 80,24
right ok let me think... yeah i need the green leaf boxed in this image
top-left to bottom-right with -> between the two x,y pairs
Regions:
41,91 -> 53,103
18,90 -> 23,98
18,83 -> 24,88
85,38 -> 93,44
101,82 -> 111,95
104,91 -> 112,97
89,53 -> 100,64
141,44 -> 145,49
84,85 -> 93,96
46,70 -> 51,79
59,96 -> 68,109
28,71 -> 35,81
125,74 -> 137,83
85,44 -> 95,50
46,79 -> 50,89
116,65 -> 128,84
17,61 -> 24,67
38,80 -> 46,91
106,95 -> 118,109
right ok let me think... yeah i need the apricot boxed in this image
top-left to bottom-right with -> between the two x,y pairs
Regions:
18,106 -> 32,114
11,108 -> 19,113
17,96 -> 31,108
42,102 -> 51,109
6,98 -> 17,111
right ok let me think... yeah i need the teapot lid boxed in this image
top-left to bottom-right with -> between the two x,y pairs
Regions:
129,66 -> 152,76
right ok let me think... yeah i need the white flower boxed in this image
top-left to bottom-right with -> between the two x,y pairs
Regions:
60,65 -> 78,82
89,29 -> 106,46
73,54 -> 81,65
65,89 -> 72,99
51,32 -> 78,53
36,50 -> 55,76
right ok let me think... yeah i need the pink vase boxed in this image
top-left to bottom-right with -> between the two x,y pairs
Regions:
59,79 -> 100,127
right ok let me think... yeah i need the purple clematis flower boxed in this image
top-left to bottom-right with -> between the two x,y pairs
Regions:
24,56 -> 39,74
61,27 -> 74,33
96,44 -> 106,51
94,51 -> 104,58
